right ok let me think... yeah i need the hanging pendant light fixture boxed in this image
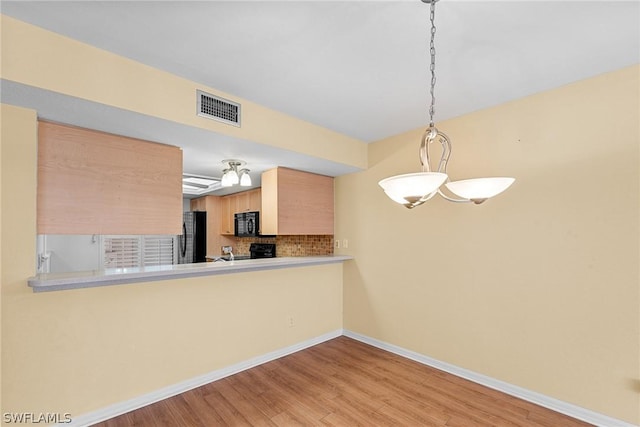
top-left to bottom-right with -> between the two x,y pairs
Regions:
379,0 -> 514,209
221,159 -> 251,188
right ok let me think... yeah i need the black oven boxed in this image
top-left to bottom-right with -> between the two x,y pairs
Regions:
250,243 -> 276,259
234,211 -> 260,237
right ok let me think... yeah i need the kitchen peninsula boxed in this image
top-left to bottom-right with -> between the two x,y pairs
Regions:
28,255 -> 352,292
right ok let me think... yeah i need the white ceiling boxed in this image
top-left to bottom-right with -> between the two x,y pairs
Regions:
1,1 -> 639,195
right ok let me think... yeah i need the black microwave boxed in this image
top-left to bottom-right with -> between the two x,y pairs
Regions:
234,211 -> 260,237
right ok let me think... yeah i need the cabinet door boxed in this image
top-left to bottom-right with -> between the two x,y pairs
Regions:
220,196 -> 233,235
190,197 -> 206,212
260,169 -> 279,235
249,188 -> 262,212
235,192 -> 250,213
202,196 -> 224,256
261,167 -> 333,235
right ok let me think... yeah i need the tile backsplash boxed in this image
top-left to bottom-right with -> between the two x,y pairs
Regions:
233,235 -> 334,257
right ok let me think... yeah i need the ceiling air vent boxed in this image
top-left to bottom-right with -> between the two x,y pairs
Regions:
197,89 -> 241,127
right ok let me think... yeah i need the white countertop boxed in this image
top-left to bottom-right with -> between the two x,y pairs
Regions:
27,255 -> 353,292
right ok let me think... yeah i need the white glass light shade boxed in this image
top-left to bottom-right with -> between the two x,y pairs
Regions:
240,171 -> 252,187
227,169 -> 239,185
379,172 -> 448,207
445,177 -> 515,203
221,172 -> 233,187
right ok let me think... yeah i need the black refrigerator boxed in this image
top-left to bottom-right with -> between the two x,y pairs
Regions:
177,211 -> 207,264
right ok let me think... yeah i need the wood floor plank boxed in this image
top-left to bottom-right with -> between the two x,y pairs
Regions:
202,388 -> 253,426
213,378 -> 278,427
181,388 -> 228,426
322,392 -> 400,426
261,366 -> 333,416
161,396 -> 205,427
94,336 -> 593,426
226,373 -> 286,420
245,365 -> 332,425
376,400 -> 448,426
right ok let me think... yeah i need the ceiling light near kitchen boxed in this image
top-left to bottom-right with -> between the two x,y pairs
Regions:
221,159 -> 252,188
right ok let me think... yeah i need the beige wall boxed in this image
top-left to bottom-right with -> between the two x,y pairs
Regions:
336,65 -> 640,424
1,104 -> 344,420
0,105 -> 39,424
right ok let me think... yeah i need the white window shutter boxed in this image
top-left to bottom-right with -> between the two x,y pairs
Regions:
103,236 -> 141,268
102,235 -> 175,269
142,236 -> 175,266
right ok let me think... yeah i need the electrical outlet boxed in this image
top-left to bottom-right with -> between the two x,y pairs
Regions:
335,239 -> 340,249
343,239 -> 349,249
287,316 -> 295,327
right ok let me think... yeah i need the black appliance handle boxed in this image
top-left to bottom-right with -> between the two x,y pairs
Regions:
180,222 -> 187,258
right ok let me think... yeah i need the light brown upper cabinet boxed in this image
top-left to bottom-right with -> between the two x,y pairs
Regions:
37,121 -> 182,235
248,188 -> 262,212
234,191 -> 250,214
261,167 -> 334,235
190,197 -> 207,212
235,188 -> 262,214
220,196 -> 233,235
219,188 -> 262,235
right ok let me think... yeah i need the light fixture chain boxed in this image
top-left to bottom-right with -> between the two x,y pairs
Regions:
428,0 -> 437,128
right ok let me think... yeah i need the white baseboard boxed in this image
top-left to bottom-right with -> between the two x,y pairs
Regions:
63,329 -> 342,427
343,329 -> 637,427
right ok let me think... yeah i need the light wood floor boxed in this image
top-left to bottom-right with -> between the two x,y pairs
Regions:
96,336 -> 592,426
